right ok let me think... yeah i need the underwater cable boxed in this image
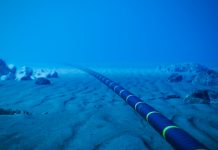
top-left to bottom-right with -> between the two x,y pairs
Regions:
77,67 -> 208,150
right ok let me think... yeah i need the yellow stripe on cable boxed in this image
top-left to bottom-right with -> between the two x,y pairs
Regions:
162,125 -> 178,139
146,111 -> 159,122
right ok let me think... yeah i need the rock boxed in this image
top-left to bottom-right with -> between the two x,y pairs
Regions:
0,72 -> 16,81
0,75 -> 8,81
0,62 -> 16,81
22,67 -> 33,76
8,72 -> 16,80
47,71 -> 58,78
8,64 -> 17,74
0,108 -> 30,115
168,73 -> 183,82
0,62 -> 16,80
184,90 -> 210,104
35,77 -> 51,85
0,59 -> 10,76
17,66 -> 33,80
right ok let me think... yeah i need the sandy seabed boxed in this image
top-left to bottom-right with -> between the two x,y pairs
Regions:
0,67 -> 218,150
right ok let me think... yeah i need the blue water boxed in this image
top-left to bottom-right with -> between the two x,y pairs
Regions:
1,1 -> 218,150
0,0 -> 218,65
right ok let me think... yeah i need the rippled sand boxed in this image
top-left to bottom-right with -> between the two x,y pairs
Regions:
0,67 -> 218,150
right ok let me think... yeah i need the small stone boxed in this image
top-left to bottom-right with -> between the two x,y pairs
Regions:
184,90 -> 210,104
47,71 -> 58,78
35,77 -> 51,85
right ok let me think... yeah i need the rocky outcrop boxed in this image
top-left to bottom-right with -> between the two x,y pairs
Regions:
192,70 -> 218,86
0,58 -> 59,85
158,63 -> 218,86
184,90 -> 210,104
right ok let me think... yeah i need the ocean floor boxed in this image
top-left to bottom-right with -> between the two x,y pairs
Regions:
0,66 -> 218,150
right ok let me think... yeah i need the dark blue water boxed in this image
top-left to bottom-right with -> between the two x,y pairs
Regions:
0,0 -> 218,65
